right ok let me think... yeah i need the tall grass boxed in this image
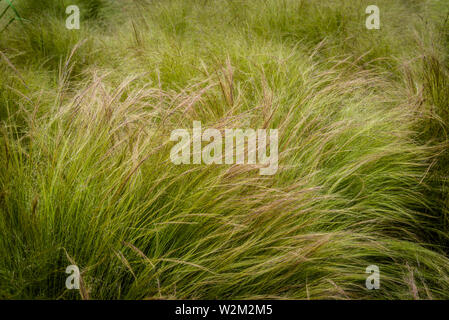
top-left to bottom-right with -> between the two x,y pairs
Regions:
0,0 -> 449,299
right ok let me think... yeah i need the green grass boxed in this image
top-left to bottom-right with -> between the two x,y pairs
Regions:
0,0 -> 449,299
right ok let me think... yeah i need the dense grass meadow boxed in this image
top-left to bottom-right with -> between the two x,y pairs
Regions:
0,0 -> 449,300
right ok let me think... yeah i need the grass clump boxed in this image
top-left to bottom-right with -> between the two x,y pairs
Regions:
0,0 -> 449,299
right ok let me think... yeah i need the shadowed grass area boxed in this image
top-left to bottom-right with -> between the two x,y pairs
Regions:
0,0 -> 449,299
